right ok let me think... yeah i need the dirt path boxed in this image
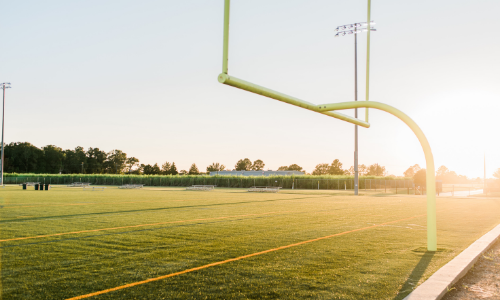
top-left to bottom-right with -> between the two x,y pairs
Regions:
442,239 -> 500,299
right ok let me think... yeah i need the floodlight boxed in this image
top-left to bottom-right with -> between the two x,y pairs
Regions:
335,28 -> 376,37
335,21 -> 375,31
1,82 -> 11,188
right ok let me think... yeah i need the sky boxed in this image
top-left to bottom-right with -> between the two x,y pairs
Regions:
1,0 -> 499,177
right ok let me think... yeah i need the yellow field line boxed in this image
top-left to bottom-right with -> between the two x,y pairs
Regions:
0,211 -> 290,243
66,213 -> 426,300
3,199 -> 186,209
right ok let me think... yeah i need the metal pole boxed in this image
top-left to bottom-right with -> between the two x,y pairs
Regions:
222,0 -> 230,74
1,84 -> 5,187
365,0 -> 371,122
484,153 -> 486,190
354,30 -> 359,195
316,101 -> 437,251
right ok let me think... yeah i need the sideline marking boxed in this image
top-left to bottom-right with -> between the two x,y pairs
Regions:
66,213 -> 426,300
2,199 -> 186,209
0,211 -> 290,243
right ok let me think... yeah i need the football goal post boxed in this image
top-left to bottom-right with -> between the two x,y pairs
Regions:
217,0 -> 437,252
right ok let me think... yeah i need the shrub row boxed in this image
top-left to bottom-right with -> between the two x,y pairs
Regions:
4,174 -> 412,189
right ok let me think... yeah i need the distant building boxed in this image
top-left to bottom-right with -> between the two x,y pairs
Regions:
209,170 -> 304,177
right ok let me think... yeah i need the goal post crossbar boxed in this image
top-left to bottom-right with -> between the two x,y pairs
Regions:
217,74 -> 370,128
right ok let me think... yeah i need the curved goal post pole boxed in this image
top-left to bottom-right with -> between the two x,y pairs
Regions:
317,101 -> 437,251
218,74 -> 438,251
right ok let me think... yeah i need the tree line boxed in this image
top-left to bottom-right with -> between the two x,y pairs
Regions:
4,142 -> 143,174
3,142 -> 390,176
9,141 -> 484,182
2,143 -> 265,175
404,164 -> 483,186
310,160 -> 387,176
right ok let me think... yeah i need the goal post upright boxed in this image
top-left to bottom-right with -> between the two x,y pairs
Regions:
365,0 -> 371,123
222,0 -> 230,74
218,0 -> 437,252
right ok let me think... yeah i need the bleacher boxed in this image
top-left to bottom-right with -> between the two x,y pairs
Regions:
119,184 -> 144,189
248,186 -> 280,193
186,185 -> 215,191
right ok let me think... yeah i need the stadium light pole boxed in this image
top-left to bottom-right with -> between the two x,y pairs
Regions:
484,153 -> 486,190
1,82 -> 12,187
335,23 -> 376,195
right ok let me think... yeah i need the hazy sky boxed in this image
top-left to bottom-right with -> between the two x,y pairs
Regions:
2,0 -> 499,177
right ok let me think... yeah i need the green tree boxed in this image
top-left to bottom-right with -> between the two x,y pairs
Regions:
287,164 -> 303,172
62,147 -> 87,174
436,165 -> 449,178
346,166 -> 354,176
87,147 -> 108,174
403,164 -> 421,178
106,149 -> 127,174
358,164 -> 368,176
75,146 -> 87,172
278,164 -> 304,172
493,168 -> 500,187
169,162 -> 178,175
142,164 -> 154,175
328,159 -> 345,175
235,158 -> 252,171
188,163 -> 200,175
312,163 -> 329,175
152,163 -> 161,175
125,157 -> 140,174
493,168 -> 500,180
434,165 -> 469,184
207,162 -> 225,173
161,161 -> 171,175
4,142 -> 43,173
413,169 -> 426,188
251,159 -> 265,171
367,163 -> 386,176
42,145 -> 64,173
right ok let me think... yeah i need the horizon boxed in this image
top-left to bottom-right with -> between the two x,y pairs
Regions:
3,140 -> 491,179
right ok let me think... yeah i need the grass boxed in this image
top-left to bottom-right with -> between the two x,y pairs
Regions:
0,186 -> 499,299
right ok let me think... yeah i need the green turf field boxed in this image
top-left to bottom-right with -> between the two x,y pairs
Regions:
1,186 -> 499,299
